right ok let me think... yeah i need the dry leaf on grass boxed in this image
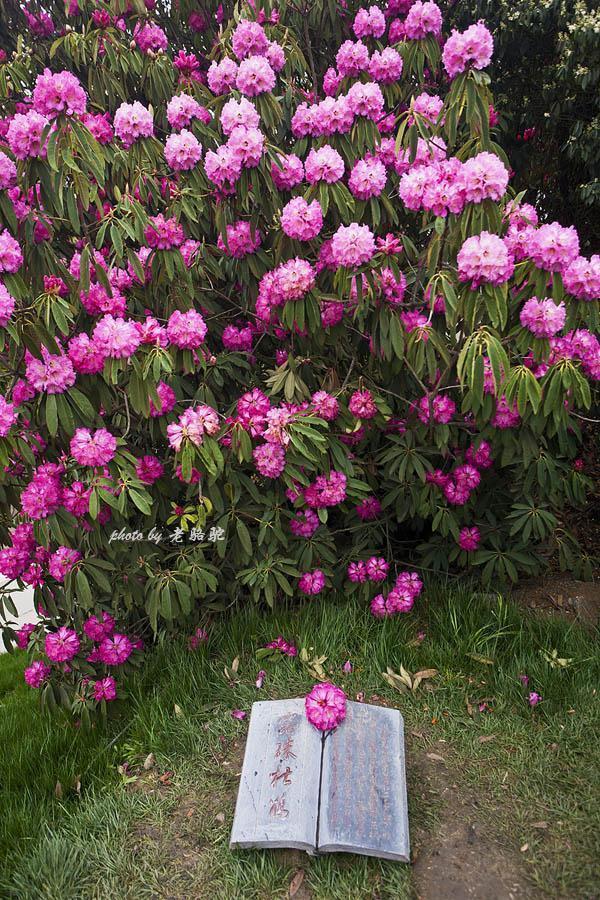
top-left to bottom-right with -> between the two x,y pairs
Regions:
382,665 -> 437,693
289,869 -> 305,898
478,734 -> 496,743
143,753 -> 155,770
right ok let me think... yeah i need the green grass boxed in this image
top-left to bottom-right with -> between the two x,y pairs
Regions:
0,581 -> 598,899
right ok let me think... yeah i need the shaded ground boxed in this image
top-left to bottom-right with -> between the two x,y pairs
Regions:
410,741 -> 534,900
513,577 -> 600,628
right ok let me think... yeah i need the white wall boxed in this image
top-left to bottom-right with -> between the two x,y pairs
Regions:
0,588 -> 37,653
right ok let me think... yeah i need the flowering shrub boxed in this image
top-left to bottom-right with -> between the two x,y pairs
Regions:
0,0 -> 597,716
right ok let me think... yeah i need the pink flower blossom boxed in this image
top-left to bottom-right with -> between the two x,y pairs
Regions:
443,22 -> 494,79
253,442 -> 286,478
93,676 -> 117,701
166,309 -> 207,348
236,56 -> 276,96
298,568 -> 325,595
281,197 -> 323,241
48,546 -> 81,581
348,158 -> 387,200
45,626 -> 80,662
457,232 -> 514,288
331,224 -> 376,267
188,626 -> 208,650
7,111 -> 50,159
458,526 -> 480,551
528,691 -> 541,707
92,315 -> 141,358
25,346 -> 76,394
113,101 -> 154,148
32,68 -> 86,118
70,428 -> 117,466
217,220 -> 261,257
167,405 -> 220,450
271,154 -> 304,190
83,612 -> 115,641
305,145 -> 345,184
98,632 -> 133,665
24,660 -> 51,687
164,130 -> 202,171
404,1 -> 442,39
167,94 -> 209,130
305,682 -> 346,730
520,297 -> 566,338
0,229 -> 23,273
353,5 -> 386,38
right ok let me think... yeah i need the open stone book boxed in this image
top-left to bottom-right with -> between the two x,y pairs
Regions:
230,698 -> 410,862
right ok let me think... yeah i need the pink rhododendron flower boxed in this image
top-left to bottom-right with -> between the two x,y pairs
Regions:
167,405 -> 220,450
265,636 -> 297,656
83,612 -> 115,641
45,626 -> 80,662
167,94 -> 209,130
134,22 -> 168,54
98,633 -> 133,665
0,151 -> 17,190
92,315 -> 141,358
562,255 -> 600,301
113,101 -> 154,147
331,224 -> 376,267
32,68 -> 86,118
281,197 -> 323,241
457,232 -> 515,288
166,309 -> 207,347
7,111 -> 50,159
24,660 -> 51,687
253,442 -> 286,478
255,669 -> 266,689
93,676 -> 117,701
188,626 -> 208,650
236,56 -> 276,96
305,145 -> 345,184
164,130 -> 202,171
443,22 -> 494,79
520,297 -> 566,338
217,220 -> 261,257
0,395 -> 17,436
70,428 -> 117,466
404,1 -> 443,39
528,691 -> 541,707
298,568 -> 326,595
353,5 -> 386,39
0,229 -> 23,273
528,222 -> 580,273
458,526 -> 481,551
25,346 -> 76,394
305,682 -> 346,730
271,154 -> 304,190
48,546 -> 81,581
348,158 -> 387,199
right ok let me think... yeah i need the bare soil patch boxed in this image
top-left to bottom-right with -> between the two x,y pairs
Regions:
410,741 -> 536,900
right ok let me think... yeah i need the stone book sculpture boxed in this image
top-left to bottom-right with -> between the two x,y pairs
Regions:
230,698 -> 410,862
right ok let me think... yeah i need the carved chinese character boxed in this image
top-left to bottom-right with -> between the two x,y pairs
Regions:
269,795 -> 289,818
269,765 -> 293,787
275,737 -> 297,760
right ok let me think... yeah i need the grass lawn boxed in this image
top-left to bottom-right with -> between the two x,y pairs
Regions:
0,580 -> 598,899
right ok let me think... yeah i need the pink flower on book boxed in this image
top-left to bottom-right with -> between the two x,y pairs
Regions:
305,682 -> 347,731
